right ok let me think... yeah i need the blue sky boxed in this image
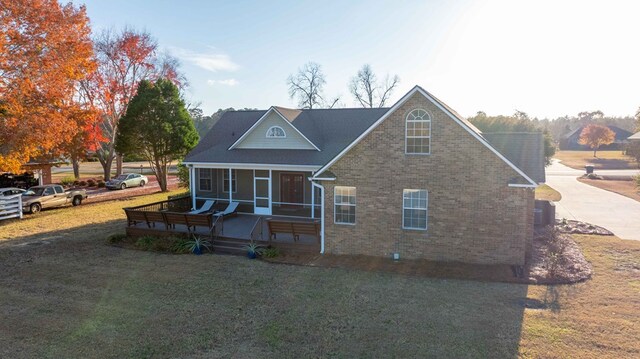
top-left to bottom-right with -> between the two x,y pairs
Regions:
75,0 -> 640,119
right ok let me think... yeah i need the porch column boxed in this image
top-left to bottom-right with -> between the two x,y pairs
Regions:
189,166 -> 195,209
228,168 -> 233,203
311,179 -> 315,219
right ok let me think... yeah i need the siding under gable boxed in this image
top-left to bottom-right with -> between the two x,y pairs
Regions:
235,111 -> 316,150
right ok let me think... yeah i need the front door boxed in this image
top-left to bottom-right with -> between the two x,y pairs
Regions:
280,173 -> 304,206
254,176 -> 271,215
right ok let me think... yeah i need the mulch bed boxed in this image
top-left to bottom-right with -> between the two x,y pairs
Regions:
555,219 -> 614,236
525,227 -> 592,284
264,225 -> 597,285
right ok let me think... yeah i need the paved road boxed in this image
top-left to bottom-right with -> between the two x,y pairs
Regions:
546,160 -> 640,240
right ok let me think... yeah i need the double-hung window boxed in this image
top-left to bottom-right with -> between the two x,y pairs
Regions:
405,109 -> 431,154
403,189 -> 428,230
334,186 -> 356,224
198,169 -> 212,192
223,169 -> 237,193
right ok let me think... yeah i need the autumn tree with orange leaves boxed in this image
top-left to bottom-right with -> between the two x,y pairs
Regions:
79,28 -> 184,180
578,124 -> 616,157
0,0 -> 95,172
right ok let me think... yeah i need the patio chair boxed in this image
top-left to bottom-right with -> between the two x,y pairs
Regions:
189,200 -> 215,214
213,201 -> 239,218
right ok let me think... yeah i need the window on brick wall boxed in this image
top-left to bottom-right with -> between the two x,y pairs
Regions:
405,109 -> 431,154
198,168 -> 212,192
334,186 -> 356,224
403,189 -> 428,230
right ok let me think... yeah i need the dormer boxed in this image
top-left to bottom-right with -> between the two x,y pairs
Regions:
229,107 -> 319,150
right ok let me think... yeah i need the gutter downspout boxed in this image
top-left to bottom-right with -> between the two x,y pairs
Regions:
311,180 -> 325,254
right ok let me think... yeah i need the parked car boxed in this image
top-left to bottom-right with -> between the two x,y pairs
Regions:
22,185 -> 87,214
0,187 -> 26,196
105,173 -> 148,190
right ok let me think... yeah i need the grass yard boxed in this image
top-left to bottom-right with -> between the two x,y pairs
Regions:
578,177 -> 640,203
554,150 -> 638,170
534,184 -> 562,202
1,193 -> 639,358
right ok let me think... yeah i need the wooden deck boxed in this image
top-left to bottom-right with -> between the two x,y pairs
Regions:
125,213 -> 321,254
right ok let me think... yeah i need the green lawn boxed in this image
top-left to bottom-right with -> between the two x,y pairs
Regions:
0,192 -> 638,358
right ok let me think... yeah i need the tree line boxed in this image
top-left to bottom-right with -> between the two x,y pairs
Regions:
1,0 -> 197,191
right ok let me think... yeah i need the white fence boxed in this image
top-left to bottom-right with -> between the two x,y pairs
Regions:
0,194 -> 23,221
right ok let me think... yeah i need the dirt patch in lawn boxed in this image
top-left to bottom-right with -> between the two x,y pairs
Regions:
578,176 -> 640,202
554,150 -> 637,170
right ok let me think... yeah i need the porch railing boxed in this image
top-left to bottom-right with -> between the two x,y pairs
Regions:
126,195 -> 192,212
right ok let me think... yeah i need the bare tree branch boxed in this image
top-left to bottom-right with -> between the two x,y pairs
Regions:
350,64 -> 400,108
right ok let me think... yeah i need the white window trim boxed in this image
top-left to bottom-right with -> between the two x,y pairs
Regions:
266,125 -> 286,138
405,109 -> 432,155
334,186 -> 356,225
222,169 -> 237,193
402,189 -> 428,231
198,168 -> 212,192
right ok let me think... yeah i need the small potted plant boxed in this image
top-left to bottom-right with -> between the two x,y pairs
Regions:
245,241 -> 263,259
186,236 -> 211,255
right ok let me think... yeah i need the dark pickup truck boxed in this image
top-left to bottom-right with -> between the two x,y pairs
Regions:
21,185 -> 88,214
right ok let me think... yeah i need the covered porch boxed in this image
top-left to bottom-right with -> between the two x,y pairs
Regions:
188,167 -> 322,219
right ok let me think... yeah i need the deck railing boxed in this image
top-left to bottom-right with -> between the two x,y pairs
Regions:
126,195 -> 192,213
249,216 -> 263,242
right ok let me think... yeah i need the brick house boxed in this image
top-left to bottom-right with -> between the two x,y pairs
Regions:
183,86 -> 544,265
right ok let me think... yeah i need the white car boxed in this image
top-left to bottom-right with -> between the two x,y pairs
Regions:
0,187 -> 26,196
105,173 -> 148,190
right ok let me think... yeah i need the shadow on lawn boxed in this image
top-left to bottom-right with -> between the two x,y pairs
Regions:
589,157 -> 636,169
0,219 -> 533,358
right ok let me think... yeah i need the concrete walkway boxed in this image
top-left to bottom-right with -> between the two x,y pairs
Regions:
546,160 -> 640,240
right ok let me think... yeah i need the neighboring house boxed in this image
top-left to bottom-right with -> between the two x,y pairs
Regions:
628,131 -> 640,141
183,86 -> 544,265
559,125 -> 632,151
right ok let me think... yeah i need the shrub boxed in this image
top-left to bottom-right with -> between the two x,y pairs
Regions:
262,247 -> 280,258
78,180 -> 87,186
170,237 -> 191,254
97,181 -> 106,188
545,225 -> 567,278
86,179 -> 96,187
107,233 -> 128,244
59,176 -> 75,186
73,180 -> 80,186
135,236 -> 156,250
635,174 -> 640,189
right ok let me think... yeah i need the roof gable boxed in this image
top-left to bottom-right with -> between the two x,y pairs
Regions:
313,85 -> 538,187
228,107 -> 320,151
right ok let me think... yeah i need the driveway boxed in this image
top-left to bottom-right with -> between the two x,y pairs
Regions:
546,160 -> 640,240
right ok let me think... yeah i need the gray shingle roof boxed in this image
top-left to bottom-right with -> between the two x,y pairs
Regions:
481,132 -> 546,183
185,93 -> 544,185
185,108 -> 388,166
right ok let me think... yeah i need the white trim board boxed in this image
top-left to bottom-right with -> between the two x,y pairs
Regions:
182,162 -> 321,171
227,107 -> 320,151
312,85 -> 537,187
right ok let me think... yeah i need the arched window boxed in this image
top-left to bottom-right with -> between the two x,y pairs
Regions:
405,109 -> 431,154
266,126 -> 286,138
